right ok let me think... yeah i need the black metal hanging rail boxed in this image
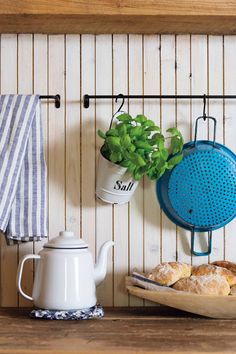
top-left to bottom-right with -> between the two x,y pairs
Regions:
39,94 -> 61,108
83,94 -> 236,109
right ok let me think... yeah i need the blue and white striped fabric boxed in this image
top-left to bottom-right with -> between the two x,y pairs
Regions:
0,95 -> 48,244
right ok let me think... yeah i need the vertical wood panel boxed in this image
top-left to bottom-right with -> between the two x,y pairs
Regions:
33,35 -> 48,255
48,35 -> 65,239
191,35 -> 209,265
176,35 -> 192,264
18,34 -> 34,307
143,35 -> 161,271
143,34 -> 161,306
95,34 -> 113,305
113,34 -> 129,306
128,34 -> 144,306
208,35 -> 224,262
224,36 -> 236,261
81,35 -> 96,257
65,35 -> 80,234
160,35 -> 177,262
0,34 -> 18,306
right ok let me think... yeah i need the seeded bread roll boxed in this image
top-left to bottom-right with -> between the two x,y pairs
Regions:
173,275 -> 230,295
211,261 -> 236,276
192,264 -> 236,286
147,262 -> 191,286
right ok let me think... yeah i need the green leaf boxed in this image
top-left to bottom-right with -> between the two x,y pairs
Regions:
128,144 -> 136,152
167,127 -> 184,154
147,163 -> 167,180
156,139 -> 165,150
151,150 -> 161,159
167,154 -> 183,169
143,119 -> 155,127
116,123 -> 127,136
170,135 -> 184,154
135,141 -> 153,151
135,114 -> 147,124
133,169 -> 143,181
146,168 -> 155,179
145,126 -> 161,132
128,152 -> 146,167
160,148 -> 169,161
151,133 -> 165,147
130,126 -> 143,137
158,164 -> 168,178
120,160 -> 130,168
121,134 -> 131,148
110,152 -> 122,163
127,163 -> 136,173
167,127 -> 181,136
136,149 -> 145,157
97,129 -> 106,139
152,133 -> 164,140
106,128 -> 119,137
106,136 -> 121,152
139,131 -> 149,139
150,158 -> 166,176
116,113 -> 132,122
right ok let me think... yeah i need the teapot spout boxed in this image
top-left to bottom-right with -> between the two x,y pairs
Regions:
94,241 -> 114,286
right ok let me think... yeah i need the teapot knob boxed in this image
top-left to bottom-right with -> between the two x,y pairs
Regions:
59,231 -> 74,238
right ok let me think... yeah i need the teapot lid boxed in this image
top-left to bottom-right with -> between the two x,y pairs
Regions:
44,231 -> 88,249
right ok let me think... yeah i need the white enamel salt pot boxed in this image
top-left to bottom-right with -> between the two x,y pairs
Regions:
96,152 -> 139,204
16,231 -> 114,310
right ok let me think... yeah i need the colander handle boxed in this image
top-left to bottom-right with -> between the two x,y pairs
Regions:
191,230 -> 212,256
194,116 -> 217,147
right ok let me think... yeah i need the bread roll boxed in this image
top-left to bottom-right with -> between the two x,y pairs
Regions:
173,275 -> 230,295
211,260 -> 236,276
147,262 -> 191,286
192,264 -> 236,286
230,285 -> 236,296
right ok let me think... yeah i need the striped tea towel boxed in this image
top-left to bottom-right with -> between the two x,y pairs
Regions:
131,271 -> 177,293
0,95 -> 48,244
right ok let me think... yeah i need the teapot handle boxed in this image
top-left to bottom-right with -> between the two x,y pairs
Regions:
17,254 -> 40,301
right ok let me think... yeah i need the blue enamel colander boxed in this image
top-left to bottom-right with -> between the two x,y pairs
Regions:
156,116 -> 236,256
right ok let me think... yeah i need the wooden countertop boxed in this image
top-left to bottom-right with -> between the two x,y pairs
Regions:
0,307 -> 236,354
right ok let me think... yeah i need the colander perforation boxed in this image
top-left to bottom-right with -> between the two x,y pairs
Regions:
168,149 -> 236,228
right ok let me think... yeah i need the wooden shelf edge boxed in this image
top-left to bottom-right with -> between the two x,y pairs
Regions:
1,14 -> 236,34
1,1 -> 236,34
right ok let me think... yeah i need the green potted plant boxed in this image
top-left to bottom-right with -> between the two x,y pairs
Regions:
96,113 -> 183,204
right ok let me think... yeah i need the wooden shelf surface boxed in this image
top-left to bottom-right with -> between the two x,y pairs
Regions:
1,0 -> 236,34
0,307 -> 236,353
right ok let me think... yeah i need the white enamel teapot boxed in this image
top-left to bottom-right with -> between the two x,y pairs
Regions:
16,231 -> 114,310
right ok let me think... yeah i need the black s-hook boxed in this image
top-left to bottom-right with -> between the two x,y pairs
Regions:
203,94 -> 207,120
109,94 -> 125,129
115,93 -> 125,113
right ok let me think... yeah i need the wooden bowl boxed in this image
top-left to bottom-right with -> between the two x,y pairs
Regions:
126,277 -> 236,319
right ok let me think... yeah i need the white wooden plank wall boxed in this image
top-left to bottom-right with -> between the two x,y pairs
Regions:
0,34 -> 236,307
161,35 -> 177,263
95,35 -> 113,305
128,35 -> 144,306
113,35 -> 129,306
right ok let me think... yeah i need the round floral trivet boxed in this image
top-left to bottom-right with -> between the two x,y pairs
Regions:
30,305 -> 104,320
